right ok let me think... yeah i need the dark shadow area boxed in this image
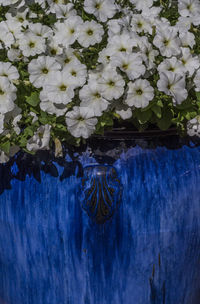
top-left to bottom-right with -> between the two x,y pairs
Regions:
0,149 -> 84,195
0,133 -> 199,195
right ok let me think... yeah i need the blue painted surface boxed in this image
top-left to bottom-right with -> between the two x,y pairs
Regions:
0,144 -> 200,304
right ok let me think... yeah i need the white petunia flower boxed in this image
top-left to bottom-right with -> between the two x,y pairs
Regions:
12,114 -> 22,135
187,117 -> 200,137
194,69 -> 200,91
4,101 -> 20,117
138,37 -> 159,69
63,62 -> 87,88
0,150 -> 9,164
18,32 -> 46,57
0,22 -> 15,49
26,124 -> 51,152
84,0 -> 116,22
2,19 -> 22,39
47,38 -> 63,56
125,79 -> 154,108
130,0 -> 153,10
0,0 -> 25,6
131,14 -> 152,34
111,53 -> 146,80
5,9 -> 29,27
56,48 -> 80,68
192,15 -> 200,26
28,56 -> 61,88
40,97 -> 68,117
108,33 -> 137,55
65,106 -> 98,138
178,0 -> 200,17
98,69 -> 125,100
30,112 -> 38,123
180,47 -> 200,76
157,71 -> 188,105
116,108 -> 132,120
0,62 -> 19,82
41,71 -> 75,105
0,113 -> 4,134
158,57 -> 185,75
7,49 -> 23,62
179,31 -> 195,48
0,76 -> 17,114
29,23 -> 53,39
175,16 -> 192,31
155,17 -> 171,28
77,20 -> 104,48
54,16 -> 83,47
107,19 -> 123,37
46,0 -> 65,13
98,47 -> 114,66
54,3 -> 76,19
153,25 -> 181,57
141,6 -> 161,19
79,82 -> 109,116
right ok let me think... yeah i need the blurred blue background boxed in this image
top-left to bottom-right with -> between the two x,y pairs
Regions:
0,143 -> 200,304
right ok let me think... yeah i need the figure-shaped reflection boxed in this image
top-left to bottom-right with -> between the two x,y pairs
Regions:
81,165 -> 122,224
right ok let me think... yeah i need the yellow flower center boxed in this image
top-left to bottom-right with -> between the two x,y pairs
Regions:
87,29 -> 94,36
119,47 -> 126,52
29,41 -> 35,48
163,39 -> 169,46
168,66 -> 175,72
65,58 -> 70,64
136,89 -> 143,95
94,92 -> 101,98
122,63 -> 129,70
108,80 -> 115,87
51,49 -> 57,55
95,3 -> 101,9
59,84 -> 67,91
71,70 -> 77,76
42,68 -> 48,74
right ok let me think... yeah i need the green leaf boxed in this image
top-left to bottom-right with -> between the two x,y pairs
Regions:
196,92 -> 200,101
100,113 -> 113,127
23,126 -> 34,137
152,104 -> 162,118
176,98 -> 193,110
136,109 -> 152,124
0,141 -> 10,154
39,111 -> 48,124
157,100 -> 164,108
25,92 -> 40,107
184,111 -> 197,120
55,124 -> 67,131
157,108 -> 173,130
141,100 -> 156,112
19,136 -> 27,147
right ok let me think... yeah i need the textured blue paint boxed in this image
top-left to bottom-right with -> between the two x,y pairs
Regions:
0,144 -> 200,304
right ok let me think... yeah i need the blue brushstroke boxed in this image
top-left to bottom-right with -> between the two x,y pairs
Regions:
0,144 -> 200,304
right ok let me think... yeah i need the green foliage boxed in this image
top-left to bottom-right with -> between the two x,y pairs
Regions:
0,141 -> 10,154
25,92 -> 40,107
95,112 -> 114,135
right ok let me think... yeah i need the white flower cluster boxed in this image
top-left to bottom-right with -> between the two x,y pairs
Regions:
0,0 -> 200,162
